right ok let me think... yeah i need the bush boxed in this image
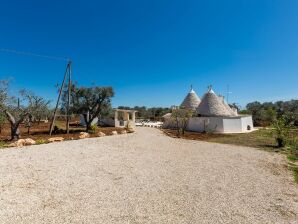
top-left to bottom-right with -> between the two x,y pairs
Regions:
171,108 -> 193,137
288,138 -> 298,157
271,116 -> 292,147
0,141 -> 7,148
89,124 -> 99,134
36,139 -> 47,145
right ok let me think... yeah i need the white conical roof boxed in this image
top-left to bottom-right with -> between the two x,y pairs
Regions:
197,88 -> 234,117
162,113 -> 172,118
180,87 -> 201,110
218,95 -> 238,116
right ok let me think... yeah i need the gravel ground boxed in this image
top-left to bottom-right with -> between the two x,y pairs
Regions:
0,127 -> 297,224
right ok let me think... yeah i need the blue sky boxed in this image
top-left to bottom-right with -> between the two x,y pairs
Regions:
0,0 -> 298,108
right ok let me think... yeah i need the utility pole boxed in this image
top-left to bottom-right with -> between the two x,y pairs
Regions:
49,60 -> 72,135
66,61 -> 72,134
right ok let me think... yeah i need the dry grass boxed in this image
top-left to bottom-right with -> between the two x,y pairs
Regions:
163,128 -> 277,151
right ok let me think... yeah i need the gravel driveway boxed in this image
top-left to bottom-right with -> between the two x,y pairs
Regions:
0,127 -> 297,223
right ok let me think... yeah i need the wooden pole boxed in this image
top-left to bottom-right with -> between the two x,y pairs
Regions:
49,62 -> 70,135
66,61 -> 72,134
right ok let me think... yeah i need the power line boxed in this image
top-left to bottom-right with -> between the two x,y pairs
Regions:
0,48 -> 70,62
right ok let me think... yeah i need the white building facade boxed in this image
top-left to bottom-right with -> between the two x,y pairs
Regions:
163,86 -> 254,134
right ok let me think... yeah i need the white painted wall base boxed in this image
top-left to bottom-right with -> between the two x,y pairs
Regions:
163,115 -> 254,134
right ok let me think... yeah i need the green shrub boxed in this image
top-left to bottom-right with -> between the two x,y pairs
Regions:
0,141 -> 7,148
287,154 -> 298,162
291,166 -> 298,184
89,124 -> 99,134
288,138 -> 298,157
36,139 -> 47,145
271,116 -> 292,147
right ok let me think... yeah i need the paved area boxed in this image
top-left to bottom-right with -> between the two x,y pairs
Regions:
0,127 -> 297,223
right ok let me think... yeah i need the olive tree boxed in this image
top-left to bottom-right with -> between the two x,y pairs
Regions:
0,80 -> 50,140
21,90 -> 51,124
66,84 -> 114,132
271,115 -> 292,147
0,113 -> 5,133
171,108 -> 193,137
0,80 -> 9,133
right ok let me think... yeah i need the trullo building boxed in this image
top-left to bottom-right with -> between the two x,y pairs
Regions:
163,86 -> 253,133
180,86 -> 201,110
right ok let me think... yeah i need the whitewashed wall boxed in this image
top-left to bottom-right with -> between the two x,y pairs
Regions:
163,115 -> 254,133
222,116 -> 253,133
187,117 -> 224,133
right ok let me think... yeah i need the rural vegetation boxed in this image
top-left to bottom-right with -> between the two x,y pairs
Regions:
171,108 -> 193,137
118,106 -> 171,120
61,83 -> 114,132
120,100 -> 298,127
240,100 -> 298,127
0,80 -> 50,140
0,79 -> 115,141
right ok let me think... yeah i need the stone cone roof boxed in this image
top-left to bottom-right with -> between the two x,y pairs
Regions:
180,88 -> 201,110
218,95 -> 238,116
162,113 -> 172,118
197,88 -> 234,117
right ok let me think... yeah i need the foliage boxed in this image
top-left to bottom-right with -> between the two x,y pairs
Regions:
0,141 -> 7,148
118,106 -> 171,120
0,113 -> 5,133
0,80 -> 51,140
291,166 -> 298,183
271,116 -> 292,147
171,108 -> 193,137
36,139 -> 47,145
244,100 -> 298,127
287,154 -> 298,162
0,80 -> 9,107
62,83 -> 114,131
288,138 -> 298,157
24,116 -> 32,134
21,90 -> 51,123
89,124 -> 99,134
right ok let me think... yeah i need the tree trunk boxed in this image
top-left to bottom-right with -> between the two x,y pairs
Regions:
4,110 -> 26,141
83,112 -> 95,132
85,121 -> 92,132
11,123 -> 20,140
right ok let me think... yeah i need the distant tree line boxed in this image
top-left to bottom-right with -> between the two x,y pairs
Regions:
120,99 -> 298,127
240,100 -> 298,127
118,106 -> 171,120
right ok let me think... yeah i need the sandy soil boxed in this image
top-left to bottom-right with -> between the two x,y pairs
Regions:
0,127 -> 297,223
